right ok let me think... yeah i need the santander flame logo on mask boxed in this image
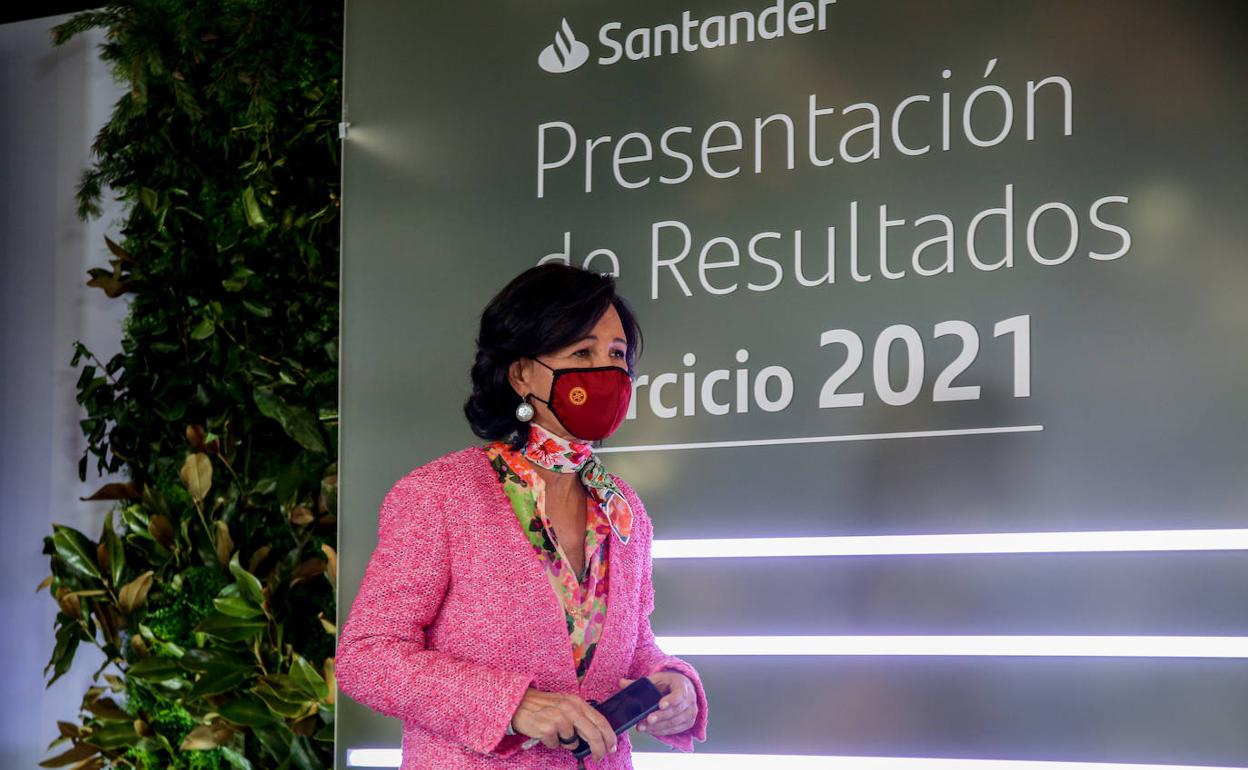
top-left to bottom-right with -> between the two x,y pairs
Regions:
527,358 -> 632,441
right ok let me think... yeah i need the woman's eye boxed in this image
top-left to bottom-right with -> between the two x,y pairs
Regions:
611,350 -> 625,358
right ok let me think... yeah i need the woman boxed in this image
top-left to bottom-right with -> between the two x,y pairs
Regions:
335,263 -> 708,769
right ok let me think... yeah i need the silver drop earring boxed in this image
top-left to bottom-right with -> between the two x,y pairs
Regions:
515,395 -> 535,422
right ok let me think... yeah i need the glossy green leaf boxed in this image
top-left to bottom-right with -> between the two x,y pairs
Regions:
242,299 -> 273,318
181,647 -> 252,674
194,611 -> 266,641
214,595 -> 264,618
189,663 -> 252,698
139,187 -> 159,214
228,551 -> 266,606
251,726 -> 289,762
253,388 -> 327,454
252,680 -> 307,718
241,186 -> 267,228
128,655 -> 185,682
222,264 -> 255,292
101,509 -> 125,588
218,746 -> 257,770
190,317 -> 215,340
83,719 -> 140,751
288,653 -> 328,701
52,524 -> 101,581
218,694 -> 281,728
44,620 -> 82,686
289,734 -> 319,770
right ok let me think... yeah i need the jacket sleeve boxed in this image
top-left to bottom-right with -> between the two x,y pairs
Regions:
335,469 -> 536,756
616,479 -> 709,752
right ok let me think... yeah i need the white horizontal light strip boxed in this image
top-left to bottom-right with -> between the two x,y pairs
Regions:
345,749 -> 1248,770
653,635 -> 1248,658
346,749 -> 398,768
652,529 -> 1248,558
597,424 -> 1043,454
632,754 -> 1248,770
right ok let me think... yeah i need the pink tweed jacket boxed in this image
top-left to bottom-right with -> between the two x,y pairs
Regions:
336,445 -> 709,769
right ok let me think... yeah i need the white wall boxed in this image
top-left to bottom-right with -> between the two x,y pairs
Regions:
0,13 -> 128,769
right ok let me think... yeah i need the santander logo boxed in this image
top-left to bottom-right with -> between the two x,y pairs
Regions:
538,1 -> 837,75
537,19 -> 590,74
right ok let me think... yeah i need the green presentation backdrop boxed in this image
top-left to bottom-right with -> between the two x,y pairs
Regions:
339,1 -> 1248,766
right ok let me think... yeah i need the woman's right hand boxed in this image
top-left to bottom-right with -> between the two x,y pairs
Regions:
509,687 -> 618,760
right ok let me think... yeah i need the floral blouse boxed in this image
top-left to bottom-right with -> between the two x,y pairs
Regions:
484,438 -> 616,681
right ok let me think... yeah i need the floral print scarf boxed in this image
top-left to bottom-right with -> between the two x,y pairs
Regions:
484,421 -> 632,680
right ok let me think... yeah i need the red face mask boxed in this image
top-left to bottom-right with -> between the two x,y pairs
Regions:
526,357 -> 633,441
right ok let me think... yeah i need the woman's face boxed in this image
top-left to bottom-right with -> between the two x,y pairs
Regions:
508,304 -> 629,442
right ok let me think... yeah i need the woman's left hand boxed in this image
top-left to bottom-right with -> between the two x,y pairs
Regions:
617,671 -> 697,736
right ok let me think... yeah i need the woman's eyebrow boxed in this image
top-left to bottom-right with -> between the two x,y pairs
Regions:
573,334 -> 628,345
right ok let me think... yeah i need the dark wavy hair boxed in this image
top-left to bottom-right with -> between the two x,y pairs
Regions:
464,263 -> 644,451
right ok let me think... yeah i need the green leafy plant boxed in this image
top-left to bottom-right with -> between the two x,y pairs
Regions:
40,2 -> 342,768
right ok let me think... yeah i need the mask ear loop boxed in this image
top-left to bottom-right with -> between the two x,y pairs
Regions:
526,356 -> 557,409
525,388 -> 551,409
529,357 -> 580,439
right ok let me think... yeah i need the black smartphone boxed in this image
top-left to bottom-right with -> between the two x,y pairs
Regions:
570,676 -> 664,760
